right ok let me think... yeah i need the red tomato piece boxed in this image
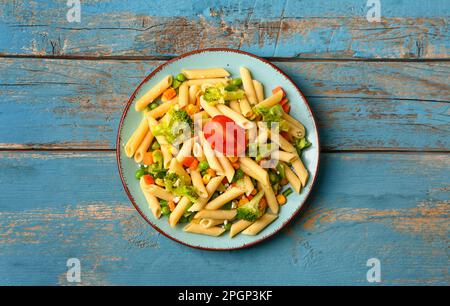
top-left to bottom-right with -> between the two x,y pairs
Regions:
203,115 -> 247,156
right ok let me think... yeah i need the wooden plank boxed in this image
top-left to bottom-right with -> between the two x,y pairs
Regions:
0,0 -> 448,58
0,58 -> 448,150
0,151 -> 448,285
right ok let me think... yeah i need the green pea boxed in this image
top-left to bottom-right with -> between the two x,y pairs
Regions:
225,84 -> 238,91
282,188 -> 293,197
172,79 -> 182,89
176,73 -> 187,82
231,78 -> 242,86
151,141 -> 160,150
135,168 -> 146,180
161,206 -> 171,216
198,160 -> 209,172
269,171 -> 280,184
149,102 -> 158,110
223,223 -> 232,231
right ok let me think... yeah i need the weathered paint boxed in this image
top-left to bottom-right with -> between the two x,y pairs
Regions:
0,152 -> 448,285
0,0 -> 448,58
0,58 -> 448,150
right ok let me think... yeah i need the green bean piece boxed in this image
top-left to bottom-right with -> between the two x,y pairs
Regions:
282,188 -> 293,197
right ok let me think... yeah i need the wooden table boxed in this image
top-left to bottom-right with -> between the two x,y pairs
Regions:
0,0 -> 448,285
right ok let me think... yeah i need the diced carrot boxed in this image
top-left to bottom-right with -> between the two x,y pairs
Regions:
251,188 -> 257,195
143,174 -> 154,185
142,152 -> 154,165
280,98 -> 289,106
238,197 -> 249,207
206,168 -> 216,177
189,159 -> 199,170
228,156 -> 238,163
162,87 -> 177,101
182,156 -> 196,168
168,200 -> 176,212
282,103 -> 291,113
231,162 -> 240,169
272,86 -> 286,98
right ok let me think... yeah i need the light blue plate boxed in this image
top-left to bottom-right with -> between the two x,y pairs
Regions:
117,49 -> 320,250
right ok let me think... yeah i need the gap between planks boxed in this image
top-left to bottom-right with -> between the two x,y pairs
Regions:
0,54 -> 449,63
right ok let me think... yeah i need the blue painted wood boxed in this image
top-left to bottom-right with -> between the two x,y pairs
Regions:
0,0 -> 448,58
0,58 -> 448,150
0,152 -> 447,285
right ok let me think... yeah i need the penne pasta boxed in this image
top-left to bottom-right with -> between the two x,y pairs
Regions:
216,152 -> 235,183
192,142 -> 206,161
176,137 -> 195,163
160,144 -> 172,169
183,223 -> 225,236
286,120 -> 306,139
253,80 -> 265,102
230,219 -> 253,238
134,130 -> 154,163
254,90 -> 283,109
143,184 -> 174,201
239,157 -> 270,185
242,213 -> 278,235
169,158 -> 191,184
216,104 -> 254,129
258,181 -> 279,214
229,100 -> 241,114
292,158 -> 309,187
189,85 -> 201,104
205,187 -> 245,210
185,78 -> 228,86
178,82 -> 189,108
135,75 -> 173,111
239,97 -> 253,118
199,218 -> 225,228
147,99 -> 177,119
282,162 -> 302,193
199,131 -> 224,174
182,68 -> 230,79
199,96 -> 222,117
190,169 -> 208,198
139,178 -> 161,218
239,67 -> 258,105
188,176 -> 224,212
169,196 -> 191,228
273,150 -> 298,163
194,209 -> 237,220
242,175 -> 255,196
125,117 -> 149,158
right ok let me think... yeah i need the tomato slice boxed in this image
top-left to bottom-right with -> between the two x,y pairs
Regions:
203,115 -> 246,156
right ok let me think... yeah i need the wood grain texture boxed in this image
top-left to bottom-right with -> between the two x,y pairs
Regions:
0,151 -> 448,285
0,0 -> 448,58
0,58 -> 448,150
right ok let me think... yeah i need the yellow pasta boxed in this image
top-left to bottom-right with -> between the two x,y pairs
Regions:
240,67 -> 258,105
205,187 -> 245,210
199,131 -> 224,174
135,75 -> 173,111
185,78 -> 228,86
139,178 -> 161,218
216,152 -> 235,183
254,90 -> 283,109
200,96 -> 222,117
190,169 -> 208,198
242,213 -> 278,235
230,219 -> 253,238
199,218 -> 225,228
229,100 -> 241,114
292,158 -> 309,187
282,162 -> 302,193
125,117 -> 149,158
216,104 -> 254,129
147,99 -> 177,119
253,80 -> 264,102
169,197 -> 191,228
258,181 -> 279,214
189,85 -> 201,104
194,209 -> 237,220
183,223 -> 225,236
169,159 -> 191,184
188,176 -> 224,212
239,97 -> 253,118
182,68 -> 230,79
239,157 -> 270,185
134,130 -> 154,163
178,82 -> 189,108
143,184 -> 174,201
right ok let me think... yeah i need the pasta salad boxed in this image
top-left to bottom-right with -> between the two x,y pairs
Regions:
124,67 -> 311,237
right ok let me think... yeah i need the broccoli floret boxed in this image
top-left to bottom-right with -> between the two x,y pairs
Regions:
146,163 -> 167,179
254,105 -> 289,131
236,190 -> 266,221
152,107 -> 193,143
163,172 -> 199,202
293,137 -> 311,155
203,84 -> 244,105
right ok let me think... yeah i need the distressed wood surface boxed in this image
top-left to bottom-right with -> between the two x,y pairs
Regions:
0,58 -> 448,151
0,152 -> 448,285
0,0 -> 448,59
0,0 -> 448,286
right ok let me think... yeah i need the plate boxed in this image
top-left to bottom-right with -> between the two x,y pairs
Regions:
116,48 -> 320,250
